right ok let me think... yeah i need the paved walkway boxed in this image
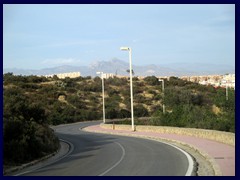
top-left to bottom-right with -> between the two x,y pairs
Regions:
84,125 -> 235,176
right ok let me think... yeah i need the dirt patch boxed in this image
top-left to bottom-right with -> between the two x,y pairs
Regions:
58,95 -> 66,102
212,105 -> 221,115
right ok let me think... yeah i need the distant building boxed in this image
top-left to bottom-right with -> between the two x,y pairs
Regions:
180,74 -> 235,89
102,73 -> 114,79
221,74 -> 235,89
57,72 -> 81,79
44,72 -> 81,79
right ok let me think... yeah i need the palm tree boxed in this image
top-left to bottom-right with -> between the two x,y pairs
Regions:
126,69 -> 135,75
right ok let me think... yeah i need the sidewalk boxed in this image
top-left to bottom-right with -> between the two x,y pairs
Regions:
84,125 -> 235,176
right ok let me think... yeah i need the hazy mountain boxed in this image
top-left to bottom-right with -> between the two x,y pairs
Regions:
163,62 -> 235,76
3,59 -> 235,77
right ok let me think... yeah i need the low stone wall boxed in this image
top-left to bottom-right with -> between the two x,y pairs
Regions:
100,124 -> 235,146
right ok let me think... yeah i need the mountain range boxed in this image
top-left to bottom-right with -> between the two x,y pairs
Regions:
3,59 -> 235,77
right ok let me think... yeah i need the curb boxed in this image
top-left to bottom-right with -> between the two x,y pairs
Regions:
3,140 -> 70,176
3,152 -> 58,175
101,123 -> 235,146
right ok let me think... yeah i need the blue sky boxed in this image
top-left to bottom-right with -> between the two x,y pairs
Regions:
3,4 -> 235,69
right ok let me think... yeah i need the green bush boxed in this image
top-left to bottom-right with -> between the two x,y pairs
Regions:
134,105 -> 149,117
3,87 -> 59,165
143,76 -> 159,85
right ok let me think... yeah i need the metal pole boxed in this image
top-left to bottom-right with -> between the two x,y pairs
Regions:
159,79 -> 165,114
102,73 -> 106,123
226,83 -> 228,101
129,48 -> 135,131
162,80 -> 165,114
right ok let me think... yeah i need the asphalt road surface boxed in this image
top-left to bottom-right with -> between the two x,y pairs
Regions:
17,121 -> 193,176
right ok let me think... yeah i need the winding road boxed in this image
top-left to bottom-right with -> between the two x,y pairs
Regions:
17,121 -> 194,176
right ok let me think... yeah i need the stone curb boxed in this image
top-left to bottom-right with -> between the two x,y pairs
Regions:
3,152 -> 57,175
101,123 -> 235,146
82,127 -> 222,176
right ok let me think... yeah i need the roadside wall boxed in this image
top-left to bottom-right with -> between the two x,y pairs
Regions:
100,124 -> 235,146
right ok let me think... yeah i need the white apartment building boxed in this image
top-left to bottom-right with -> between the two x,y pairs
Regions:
102,73 -> 114,79
44,72 -> 81,79
57,72 -> 81,79
221,74 -> 235,89
182,74 -> 235,89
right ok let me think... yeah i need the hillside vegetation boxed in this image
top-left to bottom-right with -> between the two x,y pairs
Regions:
3,73 -> 235,164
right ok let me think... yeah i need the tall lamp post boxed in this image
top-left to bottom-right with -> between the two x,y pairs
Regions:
120,47 -> 135,131
96,72 -> 105,123
159,79 -> 165,114
226,83 -> 228,101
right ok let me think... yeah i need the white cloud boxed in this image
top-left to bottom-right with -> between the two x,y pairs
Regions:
85,50 -> 95,54
132,39 -> 138,43
41,58 -> 82,65
40,39 -> 113,48
43,41 -> 88,48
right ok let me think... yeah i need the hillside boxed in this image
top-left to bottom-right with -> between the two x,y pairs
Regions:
3,73 -> 235,132
3,72 -> 235,166
3,74 -> 60,166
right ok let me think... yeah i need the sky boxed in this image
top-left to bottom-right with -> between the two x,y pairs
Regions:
3,4 -> 235,70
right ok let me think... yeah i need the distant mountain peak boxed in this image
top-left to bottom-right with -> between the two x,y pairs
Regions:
110,58 -> 127,64
3,59 -> 234,77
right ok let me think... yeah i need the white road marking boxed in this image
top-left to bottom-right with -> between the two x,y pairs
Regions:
98,142 -> 126,176
158,141 -> 194,176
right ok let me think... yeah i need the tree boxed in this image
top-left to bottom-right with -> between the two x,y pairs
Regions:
134,105 -> 149,117
3,87 -> 59,165
118,109 -> 131,118
52,75 -> 59,80
143,76 -> 159,85
126,69 -> 135,75
106,108 -> 118,119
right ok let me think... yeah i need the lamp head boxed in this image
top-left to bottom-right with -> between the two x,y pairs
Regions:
120,47 -> 130,51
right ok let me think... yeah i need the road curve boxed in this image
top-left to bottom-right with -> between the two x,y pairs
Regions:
18,121 -> 193,176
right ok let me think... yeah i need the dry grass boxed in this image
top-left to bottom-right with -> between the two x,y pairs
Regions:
212,105 -> 222,115
119,103 -> 127,109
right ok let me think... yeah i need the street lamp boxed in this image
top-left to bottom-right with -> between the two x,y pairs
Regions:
159,79 -> 165,114
226,83 -> 228,101
96,72 -> 105,123
120,47 -> 135,131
